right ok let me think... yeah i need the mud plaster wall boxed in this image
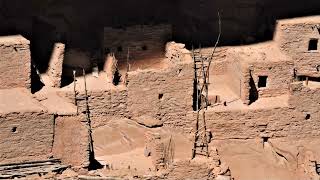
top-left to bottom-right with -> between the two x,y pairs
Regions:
103,24 -> 172,62
58,87 -> 128,128
0,112 -> 53,163
225,53 -> 244,99
127,61 -> 194,128
250,60 -> 294,97
53,115 -> 90,167
0,38 -> 31,89
275,21 -> 320,76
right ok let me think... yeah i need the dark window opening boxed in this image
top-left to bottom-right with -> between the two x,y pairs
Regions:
258,76 -> 268,88
11,127 -> 17,133
305,113 -> 311,120
117,46 -> 123,52
308,39 -> 318,51
142,45 -> 148,51
158,93 -> 163,100
297,76 -> 320,82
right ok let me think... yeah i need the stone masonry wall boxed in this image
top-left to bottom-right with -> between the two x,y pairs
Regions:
0,112 -> 53,163
188,82 -> 320,140
127,60 -> 194,128
289,82 -> 320,118
275,18 -> 320,76
104,24 -> 172,62
47,43 -> 65,87
0,35 -> 31,89
250,60 -> 294,97
58,86 -> 128,128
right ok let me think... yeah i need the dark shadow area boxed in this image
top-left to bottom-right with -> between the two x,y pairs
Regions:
0,0 -> 319,92
249,73 -> 259,105
31,62 -> 45,94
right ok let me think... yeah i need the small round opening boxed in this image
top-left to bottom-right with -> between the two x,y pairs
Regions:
11,127 -> 17,133
305,113 -> 311,120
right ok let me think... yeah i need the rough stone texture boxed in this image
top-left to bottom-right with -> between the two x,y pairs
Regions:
225,43 -> 294,103
127,60 -> 194,127
165,42 -> 191,62
145,132 -> 165,170
52,115 -> 90,167
0,88 -> 53,163
136,115 -> 163,128
275,16 -> 320,77
47,43 -> 65,87
0,112 -> 53,163
58,86 -> 129,128
0,35 -> 31,89
104,24 -> 172,62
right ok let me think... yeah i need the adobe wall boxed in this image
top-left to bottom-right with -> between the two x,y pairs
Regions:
126,60 -> 194,127
0,112 -> 54,163
225,51 -> 245,99
275,18 -> 320,76
103,24 -> 172,62
52,115 -> 90,167
0,35 -> 31,89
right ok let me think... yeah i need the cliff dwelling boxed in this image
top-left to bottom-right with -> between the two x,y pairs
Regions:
1,1 -> 320,180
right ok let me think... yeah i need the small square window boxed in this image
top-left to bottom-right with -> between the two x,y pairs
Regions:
308,39 -> 318,51
258,76 -> 268,88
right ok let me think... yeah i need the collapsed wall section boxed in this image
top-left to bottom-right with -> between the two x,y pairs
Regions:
0,35 -> 31,89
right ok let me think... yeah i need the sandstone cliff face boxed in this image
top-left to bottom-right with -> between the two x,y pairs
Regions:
1,0 -> 320,45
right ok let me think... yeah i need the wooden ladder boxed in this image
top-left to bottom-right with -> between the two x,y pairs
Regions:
73,69 -> 95,158
192,47 -> 210,159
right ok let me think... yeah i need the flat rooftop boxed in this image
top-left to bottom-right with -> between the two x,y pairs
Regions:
0,35 -> 29,45
0,88 -> 45,114
208,94 -> 289,112
229,42 -> 291,63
